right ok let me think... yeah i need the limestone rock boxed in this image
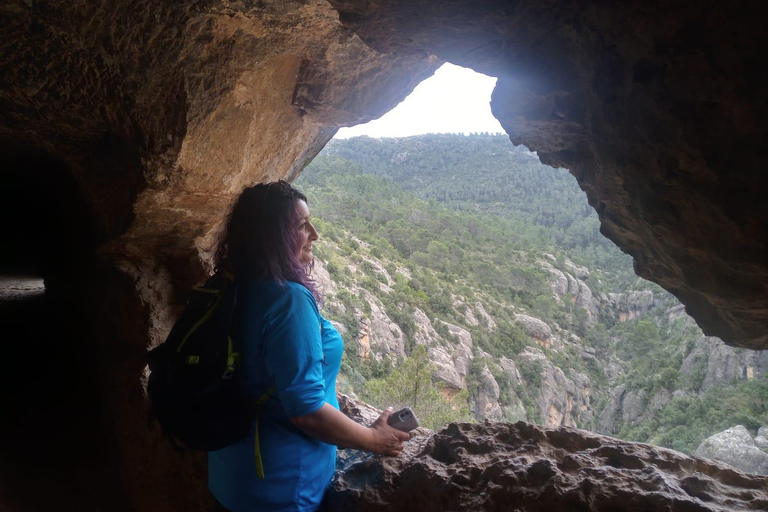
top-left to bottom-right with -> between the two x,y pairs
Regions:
519,347 -> 592,428
427,346 -> 465,391
498,356 -> 523,387
311,259 -> 338,296
514,313 -> 552,344
695,425 -> 768,476
540,261 -> 598,325
327,421 -> 768,512
410,309 -> 474,390
680,336 -> 768,392
357,289 -> 407,362
471,366 -> 503,421
356,317 -> 372,362
473,301 -> 496,330
595,384 -> 627,435
602,291 -> 659,322
638,387 -> 672,424
565,260 -> 589,280
329,0 -> 768,349
755,427 -> 768,451
412,307 -> 440,346
620,389 -> 648,425
451,295 -> 479,326
437,320 -> 473,377
496,357 -> 527,421
596,385 -> 672,435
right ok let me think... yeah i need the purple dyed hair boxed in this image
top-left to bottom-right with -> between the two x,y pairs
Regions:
215,180 -> 320,301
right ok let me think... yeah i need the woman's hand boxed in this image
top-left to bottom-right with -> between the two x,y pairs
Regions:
366,408 -> 412,456
291,403 -> 411,456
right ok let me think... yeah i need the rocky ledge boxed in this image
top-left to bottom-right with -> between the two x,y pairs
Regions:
328,396 -> 768,512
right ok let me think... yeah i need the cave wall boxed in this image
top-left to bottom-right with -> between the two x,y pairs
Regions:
0,1 -> 437,509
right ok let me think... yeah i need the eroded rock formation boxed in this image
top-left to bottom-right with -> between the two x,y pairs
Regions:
330,396 -> 768,511
695,425 -> 768,476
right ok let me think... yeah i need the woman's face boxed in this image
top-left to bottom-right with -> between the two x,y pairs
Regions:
294,199 -> 319,265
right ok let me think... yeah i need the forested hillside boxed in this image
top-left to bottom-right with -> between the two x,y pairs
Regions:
295,134 -> 768,455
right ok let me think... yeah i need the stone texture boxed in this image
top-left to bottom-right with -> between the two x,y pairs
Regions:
327,420 -> 768,512
1,2 -> 438,509
514,313 -> 552,344
601,290 -> 660,322
470,366 -> 503,421
519,347 -> 592,428
358,289 -> 407,362
595,384 -> 627,435
755,427 -> 768,451
474,301 -> 496,330
540,261 -> 598,325
695,425 -> 768,476
680,336 -> 768,392
597,385 -> 672,436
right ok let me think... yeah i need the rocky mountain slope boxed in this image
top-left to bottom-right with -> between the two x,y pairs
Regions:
298,134 -> 768,456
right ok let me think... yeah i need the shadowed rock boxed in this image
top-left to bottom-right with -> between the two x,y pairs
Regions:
327,418 -> 768,512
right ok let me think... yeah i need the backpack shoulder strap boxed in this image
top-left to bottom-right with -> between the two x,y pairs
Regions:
253,383 -> 277,479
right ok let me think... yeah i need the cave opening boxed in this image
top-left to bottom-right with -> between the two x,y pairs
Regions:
0,146 -> 121,509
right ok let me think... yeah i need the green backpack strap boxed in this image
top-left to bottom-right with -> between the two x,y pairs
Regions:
253,383 -> 277,479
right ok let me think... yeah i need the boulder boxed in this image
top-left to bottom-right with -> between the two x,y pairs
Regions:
755,427 -> 768,451
328,420 -> 768,512
695,425 -> 768,476
515,314 -> 552,344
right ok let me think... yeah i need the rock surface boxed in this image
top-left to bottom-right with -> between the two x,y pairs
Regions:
540,261 -> 598,325
695,425 -> 768,476
519,347 -> 592,429
680,336 -> 768,392
327,416 -> 768,512
601,290 -> 660,322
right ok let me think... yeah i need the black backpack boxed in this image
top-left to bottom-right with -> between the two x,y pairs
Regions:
147,272 -> 273,476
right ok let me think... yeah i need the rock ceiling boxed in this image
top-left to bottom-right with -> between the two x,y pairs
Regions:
1,0 -> 766,351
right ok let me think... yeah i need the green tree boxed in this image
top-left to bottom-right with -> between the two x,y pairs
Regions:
361,345 -> 471,428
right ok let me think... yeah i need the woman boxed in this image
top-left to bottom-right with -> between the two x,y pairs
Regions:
209,181 -> 409,512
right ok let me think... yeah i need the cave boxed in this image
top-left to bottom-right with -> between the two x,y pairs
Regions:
0,0 -> 766,510
0,146 -> 125,508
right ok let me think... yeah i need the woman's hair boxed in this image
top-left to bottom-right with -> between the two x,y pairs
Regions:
215,180 -> 320,300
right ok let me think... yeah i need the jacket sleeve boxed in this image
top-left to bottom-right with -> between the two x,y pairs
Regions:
262,284 -> 325,417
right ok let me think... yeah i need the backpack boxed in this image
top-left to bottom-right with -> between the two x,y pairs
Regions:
147,271 -> 273,477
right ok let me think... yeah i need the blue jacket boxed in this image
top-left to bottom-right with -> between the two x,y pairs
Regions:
209,280 -> 343,512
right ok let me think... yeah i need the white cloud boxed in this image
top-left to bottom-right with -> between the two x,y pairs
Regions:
334,63 -> 505,139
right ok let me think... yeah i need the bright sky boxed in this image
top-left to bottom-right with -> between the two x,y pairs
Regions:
334,63 -> 505,139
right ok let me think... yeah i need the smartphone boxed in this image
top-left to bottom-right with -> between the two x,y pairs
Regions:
387,407 -> 419,432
